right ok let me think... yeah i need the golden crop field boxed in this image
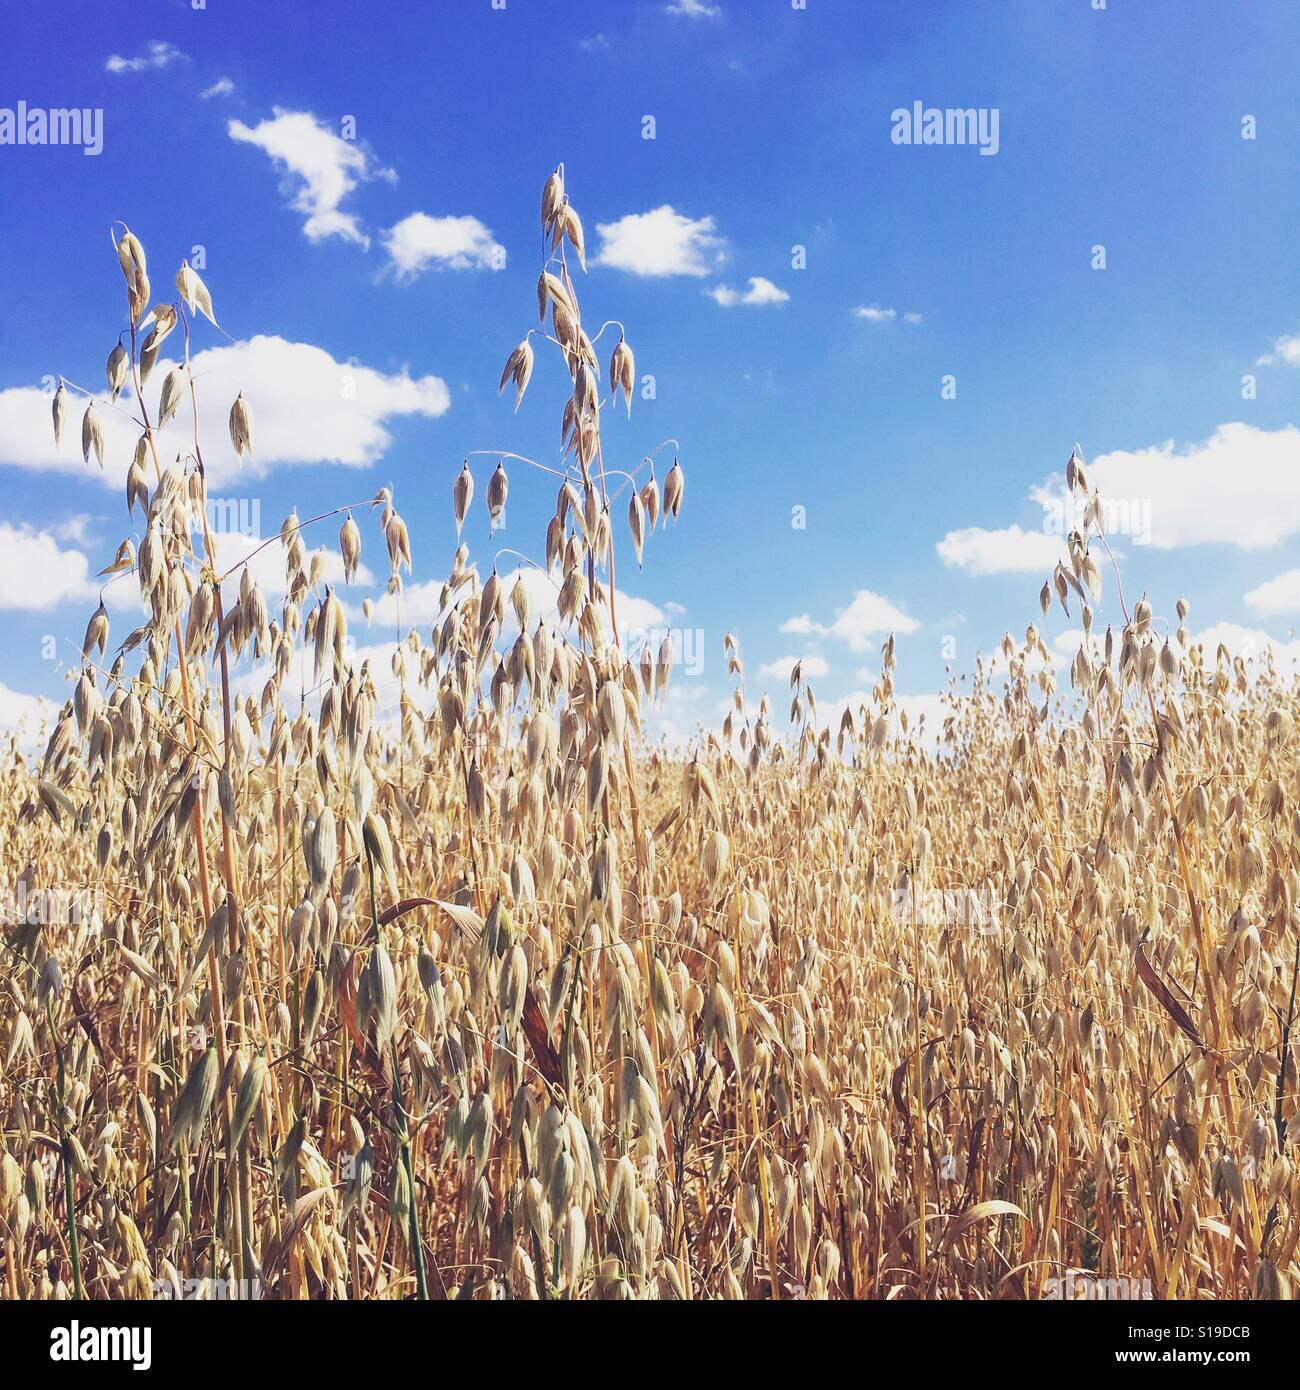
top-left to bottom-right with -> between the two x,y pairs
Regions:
1,166 -> 1296,1304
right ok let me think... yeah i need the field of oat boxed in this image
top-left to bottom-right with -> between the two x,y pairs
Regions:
1,166 -> 1296,1302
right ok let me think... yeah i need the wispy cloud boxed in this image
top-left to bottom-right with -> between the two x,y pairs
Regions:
854,304 -> 922,324
594,206 -> 724,277
708,276 -> 789,308
228,108 -> 394,248
383,213 -> 505,279
105,40 -> 187,74
51,513 -> 94,545
200,77 -> 235,100
666,0 -> 721,18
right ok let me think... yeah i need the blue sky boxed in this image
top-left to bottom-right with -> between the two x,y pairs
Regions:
2,0 -> 1300,741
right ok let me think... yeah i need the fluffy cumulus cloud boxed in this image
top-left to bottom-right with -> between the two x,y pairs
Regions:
228,109 -> 394,247
211,527 -> 374,606
757,652 -> 829,683
0,681 -> 52,737
1245,569 -> 1300,618
1185,622 -> 1300,671
1257,334 -> 1300,367
813,690 -> 948,747
936,524 -> 1066,576
781,589 -> 918,651
228,634 -> 416,711
1070,423 -> 1300,550
666,0 -> 721,16
643,684 -> 711,751
106,40 -> 187,74
0,524 -> 98,610
0,335 -> 449,485
940,422 -> 1300,577
383,213 -> 505,279
708,276 -> 788,308
593,207 -> 724,277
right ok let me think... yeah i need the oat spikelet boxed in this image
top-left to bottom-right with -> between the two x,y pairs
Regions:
229,391 -> 254,460
499,339 -> 534,411
176,259 -> 218,328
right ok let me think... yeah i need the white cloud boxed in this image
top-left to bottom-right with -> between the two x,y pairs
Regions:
347,578 -> 446,629
51,513 -> 94,544
228,109 -> 394,248
593,206 -> 724,277
383,213 -> 505,279
1080,423 -> 1300,550
1186,622 -> 1300,671
936,524 -> 1065,576
1047,628 -> 1096,671
853,304 -> 923,325
0,335 -> 449,486
1257,333 -> 1300,367
106,41 -> 187,74
0,524 -> 97,610
708,276 -> 789,308
615,592 -> 671,634
894,693 -> 949,738
212,528 -> 373,606
758,653 -> 829,683
814,690 -> 948,746
0,517 -> 373,628
1245,569 -> 1300,617
0,681 -> 52,737
643,684 -> 711,751
229,634 -> 417,711
348,565 -> 667,640
781,589 -> 918,651
942,424 -> 1300,577
201,77 -> 235,99
666,0 -> 721,16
